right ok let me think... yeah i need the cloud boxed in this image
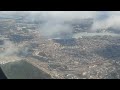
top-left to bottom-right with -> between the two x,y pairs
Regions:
1,11 -> 120,57
0,40 -> 19,57
1,11 -> 120,37
24,11 -> 98,38
91,11 -> 120,31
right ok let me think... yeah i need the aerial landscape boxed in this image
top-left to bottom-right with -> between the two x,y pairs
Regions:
0,11 -> 120,79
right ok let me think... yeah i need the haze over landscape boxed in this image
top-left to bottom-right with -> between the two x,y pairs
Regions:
0,11 -> 120,79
